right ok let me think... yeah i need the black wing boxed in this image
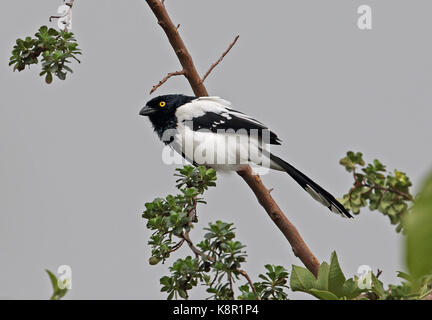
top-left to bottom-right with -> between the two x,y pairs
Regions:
183,109 -> 282,145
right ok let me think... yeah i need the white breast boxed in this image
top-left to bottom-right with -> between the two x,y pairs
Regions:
170,123 -> 269,172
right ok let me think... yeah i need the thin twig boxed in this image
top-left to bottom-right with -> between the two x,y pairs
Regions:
182,231 -> 210,260
149,70 -> 185,94
201,35 -> 240,83
238,269 -> 258,298
376,269 -> 382,279
363,183 -> 413,201
169,239 -> 185,253
228,274 -> 233,293
49,15 -> 61,22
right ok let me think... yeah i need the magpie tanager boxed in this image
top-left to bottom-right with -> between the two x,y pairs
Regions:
140,94 -> 352,218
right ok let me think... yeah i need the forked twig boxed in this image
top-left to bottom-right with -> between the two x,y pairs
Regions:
201,35 -> 240,83
149,70 -> 185,94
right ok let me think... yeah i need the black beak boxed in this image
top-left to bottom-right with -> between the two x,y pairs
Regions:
139,105 -> 157,116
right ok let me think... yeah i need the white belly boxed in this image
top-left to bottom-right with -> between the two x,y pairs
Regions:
169,125 -> 270,172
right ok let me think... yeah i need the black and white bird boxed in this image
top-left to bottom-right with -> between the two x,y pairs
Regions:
140,94 -> 352,218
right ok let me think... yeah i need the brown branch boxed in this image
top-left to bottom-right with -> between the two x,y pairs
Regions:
201,35 -> 240,83
238,269 -> 258,297
228,274 -> 233,293
145,0 -> 208,96
237,166 -> 320,277
182,232 -> 203,259
144,0 -> 321,278
169,238 -> 185,253
149,70 -> 184,94
362,183 -> 413,201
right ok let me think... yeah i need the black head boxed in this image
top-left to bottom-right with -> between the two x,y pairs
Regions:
140,94 -> 196,140
139,94 -> 196,118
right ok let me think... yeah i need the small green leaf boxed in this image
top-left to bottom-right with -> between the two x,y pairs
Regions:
45,269 -> 68,300
45,72 -> 53,84
178,289 -> 188,299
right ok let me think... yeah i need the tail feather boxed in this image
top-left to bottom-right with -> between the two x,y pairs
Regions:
269,154 -> 352,218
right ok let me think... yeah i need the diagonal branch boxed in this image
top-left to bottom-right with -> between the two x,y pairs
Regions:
145,0 -> 208,96
144,0 -> 321,277
237,166 -> 320,276
149,70 -> 184,94
201,35 -> 240,83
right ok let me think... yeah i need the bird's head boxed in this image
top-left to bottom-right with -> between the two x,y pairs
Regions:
139,94 -> 195,119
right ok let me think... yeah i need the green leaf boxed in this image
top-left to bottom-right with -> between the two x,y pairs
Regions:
309,289 -> 339,300
178,289 -> 188,299
45,72 -> 53,84
406,172 -> 432,282
290,252 -> 363,300
45,269 -> 68,300
396,271 -> 412,282
328,251 -> 346,296
48,28 -> 59,36
315,262 -> 330,290
46,269 -> 59,292
370,274 -> 385,298
290,265 -> 316,291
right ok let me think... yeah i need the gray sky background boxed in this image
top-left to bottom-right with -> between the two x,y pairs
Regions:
0,0 -> 431,299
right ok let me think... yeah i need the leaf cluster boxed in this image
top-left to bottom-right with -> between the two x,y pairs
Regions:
238,265 -> 289,300
290,251 -> 362,300
143,166 -> 217,264
365,272 -> 432,300
339,151 -> 413,231
9,26 -> 81,84
144,166 -> 289,300
289,251 -> 432,300
159,220 -> 250,300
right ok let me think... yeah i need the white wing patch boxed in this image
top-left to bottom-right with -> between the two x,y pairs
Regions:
175,96 -> 266,128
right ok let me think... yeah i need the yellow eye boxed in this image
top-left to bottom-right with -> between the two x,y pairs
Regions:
159,101 -> 166,107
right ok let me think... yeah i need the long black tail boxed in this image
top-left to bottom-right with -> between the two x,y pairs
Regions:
270,154 -> 352,218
